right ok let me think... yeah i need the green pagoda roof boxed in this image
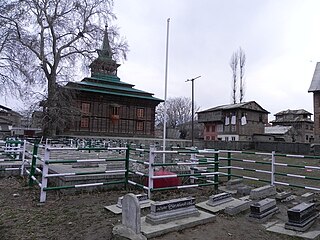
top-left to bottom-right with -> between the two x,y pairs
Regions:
65,24 -> 163,103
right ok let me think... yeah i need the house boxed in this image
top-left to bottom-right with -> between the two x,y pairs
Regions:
62,25 -> 163,137
263,125 -> 293,142
197,101 -> 269,141
0,105 -> 21,138
270,109 -> 314,143
308,62 -> 320,142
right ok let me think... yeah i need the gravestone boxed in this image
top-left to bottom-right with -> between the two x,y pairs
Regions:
248,198 -> 279,223
301,192 -> 315,203
275,191 -> 292,201
236,186 -> 252,196
145,197 -> 200,225
112,193 -> 146,240
285,202 -> 319,232
206,192 -> 233,207
122,194 -> 141,234
250,185 -> 276,200
226,178 -> 244,190
117,194 -> 149,208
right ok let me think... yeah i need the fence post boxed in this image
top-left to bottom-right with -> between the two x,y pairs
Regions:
214,152 -> 219,191
190,151 -> 196,184
20,140 -> 27,176
271,151 -> 275,186
227,152 -> 232,181
40,144 -> 50,203
28,142 -> 39,187
148,146 -> 155,199
125,144 -> 130,190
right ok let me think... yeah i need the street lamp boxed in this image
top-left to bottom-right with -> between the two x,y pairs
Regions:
186,75 -> 201,147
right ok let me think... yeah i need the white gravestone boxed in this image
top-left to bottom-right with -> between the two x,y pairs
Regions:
122,193 -> 141,234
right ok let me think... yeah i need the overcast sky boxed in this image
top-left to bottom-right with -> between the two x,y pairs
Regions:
2,0 -> 320,122
113,0 -> 320,120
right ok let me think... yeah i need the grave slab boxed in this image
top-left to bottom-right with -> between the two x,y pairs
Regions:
248,198 -> 279,223
141,210 -> 216,239
250,185 -> 276,200
266,221 -> 320,240
197,197 -> 252,215
285,202 -> 318,232
206,192 -> 233,207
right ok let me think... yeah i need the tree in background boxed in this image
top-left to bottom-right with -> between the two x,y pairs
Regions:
156,97 -> 200,139
0,0 -> 128,136
230,47 -> 246,104
239,47 -> 246,103
230,51 -> 238,104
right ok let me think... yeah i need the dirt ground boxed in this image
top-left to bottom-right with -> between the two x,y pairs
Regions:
2,176 -> 315,240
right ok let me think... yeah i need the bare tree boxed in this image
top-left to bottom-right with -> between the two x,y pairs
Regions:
239,47 -> 246,103
230,52 -> 238,104
156,97 -> 200,138
0,0 -> 128,136
229,47 -> 246,104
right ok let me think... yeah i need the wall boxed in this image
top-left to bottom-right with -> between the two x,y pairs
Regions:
199,140 -> 311,155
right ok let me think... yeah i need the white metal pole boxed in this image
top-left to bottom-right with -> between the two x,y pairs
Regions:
162,18 -> 170,164
271,151 -> 275,186
148,146 -> 155,199
40,144 -> 50,203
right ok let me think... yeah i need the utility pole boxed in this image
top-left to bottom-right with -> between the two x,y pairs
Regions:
186,75 -> 201,147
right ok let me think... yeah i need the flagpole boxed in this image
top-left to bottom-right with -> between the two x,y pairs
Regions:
163,18 -> 170,163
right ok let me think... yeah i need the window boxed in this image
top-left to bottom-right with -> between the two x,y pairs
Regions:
225,136 -> 229,141
81,103 -> 90,114
136,121 -> 144,131
306,135 -> 309,141
111,106 -> 119,116
80,117 -> 89,128
206,136 -> 211,140
259,114 -> 263,122
206,126 -> 211,132
137,108 -> 145,118
231,137 -> 236,141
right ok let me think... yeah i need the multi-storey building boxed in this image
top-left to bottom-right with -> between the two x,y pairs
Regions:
270,109 -> 314,143
197,101 -> 269,141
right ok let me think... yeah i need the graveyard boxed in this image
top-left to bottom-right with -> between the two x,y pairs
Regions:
0,139 -> 319,239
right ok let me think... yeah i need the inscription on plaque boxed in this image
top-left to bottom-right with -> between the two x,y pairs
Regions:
146,197 -> 200,225
152,198 -> 195,213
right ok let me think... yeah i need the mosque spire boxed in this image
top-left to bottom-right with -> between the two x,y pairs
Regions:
98,24 -> 112,59
89,23 -> 120,76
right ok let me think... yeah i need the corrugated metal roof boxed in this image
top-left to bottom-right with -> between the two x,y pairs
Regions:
65,73 -> 163,102
66,85 -> 163,101
198,101 -> 269,113
75,80 -> 152,95
265,125 -> 292,134
308,62 -> 320,92
274,109 -> 312,116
